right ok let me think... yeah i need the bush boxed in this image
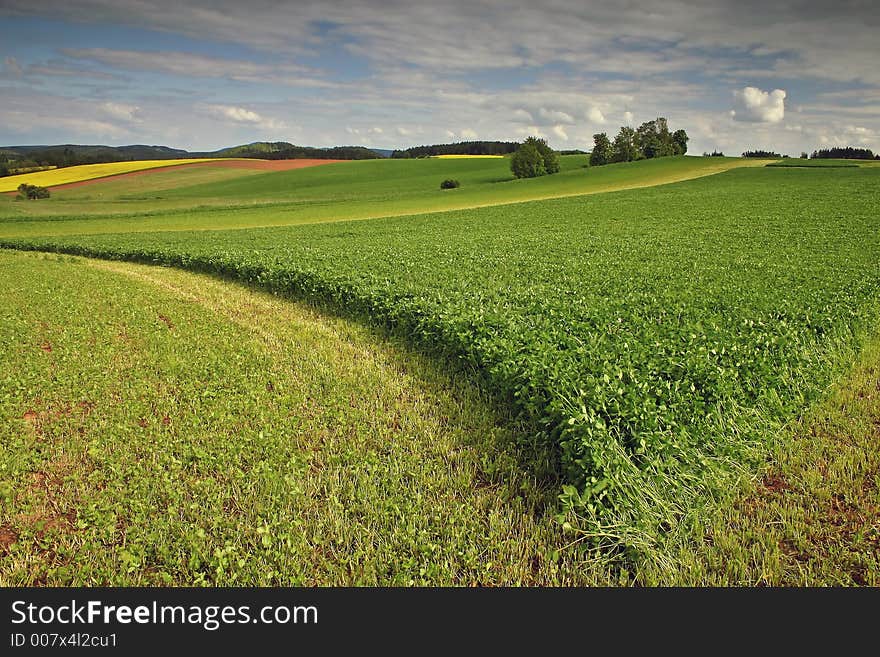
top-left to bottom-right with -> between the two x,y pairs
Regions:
17,183 -> 50,200
440,179 -> 460,189
510,142 -> 546,179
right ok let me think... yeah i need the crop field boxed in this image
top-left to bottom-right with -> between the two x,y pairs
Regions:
0,155 -> 768,235
1,157 -> 879,585
0,159 -> 236,192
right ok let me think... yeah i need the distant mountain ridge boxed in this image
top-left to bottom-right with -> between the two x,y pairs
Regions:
0,141 -> 382,175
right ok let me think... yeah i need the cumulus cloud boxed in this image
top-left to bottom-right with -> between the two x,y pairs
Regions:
552,124 -> 569,141
586,106 -> 606,124
204,104 -> 287,131
538,108 -> 574,124
623,111 -> 634,125
101,101 -> 140,122
731,86 -> 786,123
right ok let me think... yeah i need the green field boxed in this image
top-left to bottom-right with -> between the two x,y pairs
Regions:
765,158 -> 866,168
2,155 -> 879,584
0,155 -> 767,236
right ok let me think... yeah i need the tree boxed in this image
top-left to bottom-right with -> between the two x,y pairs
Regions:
636,118 -> 676,159
510,142 -> 546,178
17,183 -> 50,200
672,129 -> 689,155
611,126 -> 639,163
523,136 -> 560,174
589,132 -> 612,166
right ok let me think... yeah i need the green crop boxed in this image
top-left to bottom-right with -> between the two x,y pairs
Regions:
3,165 -> 880,551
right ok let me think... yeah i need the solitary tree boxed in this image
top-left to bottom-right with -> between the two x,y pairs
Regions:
510,142 -> 546,178
589,133 -> 613,166
522,136 -> 560,174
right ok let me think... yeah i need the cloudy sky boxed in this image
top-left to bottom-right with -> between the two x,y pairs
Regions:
1,1 -> 878,155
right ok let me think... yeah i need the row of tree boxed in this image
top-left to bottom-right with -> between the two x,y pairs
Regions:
811,147 -> 877,160
589,118 -> 688,167
392,141 -> 519,158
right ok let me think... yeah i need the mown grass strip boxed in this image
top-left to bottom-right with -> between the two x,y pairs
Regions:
0,250 -> 623,585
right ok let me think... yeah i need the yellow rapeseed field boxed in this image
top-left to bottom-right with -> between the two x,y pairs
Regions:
0,159 -> 227,192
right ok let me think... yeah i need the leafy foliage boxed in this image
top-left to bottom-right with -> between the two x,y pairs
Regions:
589,133 -> 613,166
510,142 -> 546,178
510,137 -> 559,179
440,178 -> 461,189
17,183 -> 50,200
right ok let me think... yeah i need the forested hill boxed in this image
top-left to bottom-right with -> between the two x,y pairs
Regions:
391,141 -> 519,158
0,141 -> 381,175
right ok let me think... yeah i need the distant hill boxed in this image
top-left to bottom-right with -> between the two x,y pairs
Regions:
391,141 -> 519,158
370,148 -> 395,158
0,141 -> 381,176
0,144 -> 190,162
202,142 -> 380,160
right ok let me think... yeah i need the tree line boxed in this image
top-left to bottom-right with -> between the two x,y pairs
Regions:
589,118 -> 688,166
392,141 -> 519,158
811,147 -> 877,160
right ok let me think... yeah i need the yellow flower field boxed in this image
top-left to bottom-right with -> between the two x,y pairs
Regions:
0,159 -> 228,192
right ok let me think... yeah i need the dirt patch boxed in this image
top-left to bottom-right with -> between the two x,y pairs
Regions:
761,472 -> 789,494
0,525 -> 18,553
158,313 -> 175,330
39,341 -> 53,353
37,158 -> 347,192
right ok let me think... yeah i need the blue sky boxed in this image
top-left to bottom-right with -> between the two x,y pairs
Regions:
1,1 -> 878,155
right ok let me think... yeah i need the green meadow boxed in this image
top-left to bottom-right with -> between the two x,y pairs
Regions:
1,155 -> 878,585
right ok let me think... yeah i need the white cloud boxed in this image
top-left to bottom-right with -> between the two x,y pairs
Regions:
101,101 -> 140,122
623,111 -> 634,125
538,107 -> 574,124
732,86 -> 786,123
204,104 -> 287,131
586,106 -> 606,124
552,124 -> 569,141
211,105 -> 262,123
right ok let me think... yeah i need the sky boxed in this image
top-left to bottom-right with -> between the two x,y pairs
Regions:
0,0 -> 878,155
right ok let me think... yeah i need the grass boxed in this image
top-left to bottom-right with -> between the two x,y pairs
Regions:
5,165 -> 879,570
766,158 -> 861,168
0,155 -> 770,237
0,250 -> 617,585
433,154 -> 506,158
672,334 -> 880,585
0,159 -> 233,193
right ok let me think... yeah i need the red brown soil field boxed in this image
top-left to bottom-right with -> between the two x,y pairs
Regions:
41,159 -> 347,192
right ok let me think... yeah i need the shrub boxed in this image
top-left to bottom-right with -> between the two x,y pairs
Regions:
440,179 -> 460,189
17,183 -> 50,200
510,143 -> 546,179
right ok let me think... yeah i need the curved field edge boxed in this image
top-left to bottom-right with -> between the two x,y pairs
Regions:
2,166 -> 879,563
0,250 -> 617,585
0,159 -> 240,193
